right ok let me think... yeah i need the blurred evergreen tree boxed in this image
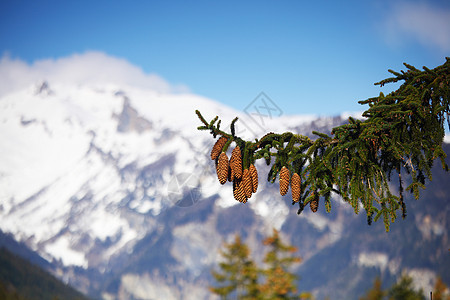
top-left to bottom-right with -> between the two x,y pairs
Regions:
388,275 -> 425,300
210,230 -> 313,299
432,277 -> 450,300
210,235 -> 261,299
259,229 -> 304,299
360,276 -> 385,300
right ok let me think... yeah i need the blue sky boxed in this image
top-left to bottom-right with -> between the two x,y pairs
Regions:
1,0 -> 449,116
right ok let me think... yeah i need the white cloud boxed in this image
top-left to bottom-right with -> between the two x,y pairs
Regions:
382,1 -> 450,52
0,51 -> 190,97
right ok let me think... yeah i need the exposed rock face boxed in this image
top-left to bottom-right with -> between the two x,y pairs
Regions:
114,95 -> 152,133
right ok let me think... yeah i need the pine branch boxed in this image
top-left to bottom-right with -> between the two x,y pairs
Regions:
196,57 -> 450,231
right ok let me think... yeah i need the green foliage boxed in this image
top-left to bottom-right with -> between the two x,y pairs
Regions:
210,235 -> 261,299
359,276 -> 386,300
210,231 -> 309,299
0,281 -> 27,300
0,247 -> 89,300
259,229 -> 304,300
432,277 -> 450,300
196,58 -> 450,231
387,275 -> 425,300
360,275 -> 435,300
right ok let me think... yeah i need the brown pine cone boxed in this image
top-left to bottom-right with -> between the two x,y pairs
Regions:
216,152 -> 229,185
233,178 -> 247,203
230,146 -> 242,179
249,164 -> 258,193
228,165 -> 233,182
279,166 -> 290,196
211,136 -> 228,160
232,179 -> 239,201
291,172 -> 301,202
242,169 -> 253,199
310,193 -> 319,212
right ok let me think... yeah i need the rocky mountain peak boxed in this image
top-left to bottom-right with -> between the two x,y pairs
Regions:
114,95 -> 152,133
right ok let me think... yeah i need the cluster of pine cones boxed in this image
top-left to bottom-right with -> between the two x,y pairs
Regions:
210,136 -> 258,203
210,136 -> 318,212
279,166 -> 318,212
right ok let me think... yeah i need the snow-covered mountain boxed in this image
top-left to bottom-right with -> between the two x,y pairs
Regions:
0,80 -> 232,260
0,80 -> 448,299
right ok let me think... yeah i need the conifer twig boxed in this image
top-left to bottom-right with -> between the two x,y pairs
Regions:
196,57 -> 450,231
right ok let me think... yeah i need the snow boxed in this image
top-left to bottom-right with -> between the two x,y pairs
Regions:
251,191 -> 289,230
0,81 -> 239,267
357,251 -> 389,271
405,268 -> 437,297
45,236 -> 88,268
120,273 -> 179,300
0,97 -> 90,203
300,212 -> 329,231
444,133 -> 450,144
0,79 -> 356,269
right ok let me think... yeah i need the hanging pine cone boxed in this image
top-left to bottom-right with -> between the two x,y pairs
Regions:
233,178 -> 247,203
310,193 -> 319,213
242,169 -> 253,199
216,152 -> 229,185
232,179 -> 239,201
228,165 -> 233,182
291,172 -> 301,202
230,146 -> 242,179
249,164 -> 258,193
211,136 -> 228,160
279,166 -> 290,196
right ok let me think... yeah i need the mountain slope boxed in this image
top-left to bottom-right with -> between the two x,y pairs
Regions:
0,247 -> 90,300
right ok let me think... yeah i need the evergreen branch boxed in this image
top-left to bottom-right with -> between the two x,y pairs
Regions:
196,57 -> 450,231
